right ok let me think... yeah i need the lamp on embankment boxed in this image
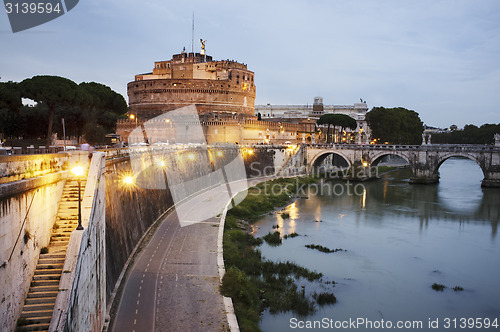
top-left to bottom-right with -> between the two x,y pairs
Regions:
71,164 -> 84,230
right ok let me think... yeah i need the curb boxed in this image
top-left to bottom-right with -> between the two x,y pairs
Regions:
218,192 -> 241,332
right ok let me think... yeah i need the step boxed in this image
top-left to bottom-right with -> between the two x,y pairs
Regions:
58,207 -> 78,211
21,303 -> 55,312
18,315 -> 52,324
25,296 -> 57,305
28,285 -> 59,293
20,309 -> 54,319
39,253 -> 65,259
59,199 -> 79,203
50,237 -> 70,242
35,263 -> 64,270
38,258 -> 65,265
31,280 -> 59,287
16,321 -> 50,331
26,291 -> 58,299
50,238 -> 71,243
54,223 -> 77,227
49,241 -> 69,247
34,268 -> 63,276
59,203 -> 78,208
33,274 -> 60,281
48,243 -> 70,249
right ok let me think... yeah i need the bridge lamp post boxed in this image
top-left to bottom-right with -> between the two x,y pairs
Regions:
71,165 -> 85,231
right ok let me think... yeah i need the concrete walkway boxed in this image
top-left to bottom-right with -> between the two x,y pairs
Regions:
111,176 -> 274,332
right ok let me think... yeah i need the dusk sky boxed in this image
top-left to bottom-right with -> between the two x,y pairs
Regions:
1,0 -> 499,128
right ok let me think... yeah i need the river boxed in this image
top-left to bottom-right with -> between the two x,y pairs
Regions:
252,157 -> 500,331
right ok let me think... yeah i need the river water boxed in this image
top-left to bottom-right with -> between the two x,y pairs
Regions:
252,158 -> 500,331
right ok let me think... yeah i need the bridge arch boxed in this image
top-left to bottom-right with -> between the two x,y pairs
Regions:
435,153 -> 486,177
368,151 -> 412,167
309,150 -> 351,173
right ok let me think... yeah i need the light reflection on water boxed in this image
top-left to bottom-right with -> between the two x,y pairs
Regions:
254,158 -> 500,331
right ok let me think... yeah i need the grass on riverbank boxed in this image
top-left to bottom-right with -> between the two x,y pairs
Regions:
228,176 -> 318,221
222,176 -> 335,332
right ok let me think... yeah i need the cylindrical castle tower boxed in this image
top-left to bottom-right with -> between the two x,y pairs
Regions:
127,50 -> 256,120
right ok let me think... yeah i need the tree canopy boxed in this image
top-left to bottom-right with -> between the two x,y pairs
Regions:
0,76 -> 127,145
432,123 -> 500,144
366,107 -> 423,145
317,114 -> 357,143
0,82 -> 22,112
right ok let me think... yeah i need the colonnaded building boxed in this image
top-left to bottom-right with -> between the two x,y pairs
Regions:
117,46 -> 370,145
256,97 -> 371,144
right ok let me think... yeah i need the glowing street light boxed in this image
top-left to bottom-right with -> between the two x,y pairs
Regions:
71,165 -> 84,230
123,176 -> 134,185
187,153 -> 195,160
129,113 -> 138,128
216,151 -> 223,157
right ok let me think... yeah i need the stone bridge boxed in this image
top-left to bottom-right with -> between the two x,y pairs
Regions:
306,143 -> 500,187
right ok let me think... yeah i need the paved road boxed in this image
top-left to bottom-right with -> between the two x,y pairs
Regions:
111,177 -> 268,332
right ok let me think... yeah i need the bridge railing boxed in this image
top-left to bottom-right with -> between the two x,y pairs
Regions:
307,143 -> 498,152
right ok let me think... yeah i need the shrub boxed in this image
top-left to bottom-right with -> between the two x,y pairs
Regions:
284,232 -> 299,239
263,231 -> 281,246
432,283 -> 446,291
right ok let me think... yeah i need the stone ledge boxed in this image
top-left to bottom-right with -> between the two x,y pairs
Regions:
0,171 -> 68,199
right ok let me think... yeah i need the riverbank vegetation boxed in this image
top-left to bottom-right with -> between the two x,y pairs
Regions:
305,244 -> 346,253
263,231 -> 281,246
228,177 -> 318,222
222,176 -> 336,332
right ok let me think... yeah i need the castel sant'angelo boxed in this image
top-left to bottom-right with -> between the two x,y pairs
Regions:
117,41 -> 369,144
127,45 -> 256,119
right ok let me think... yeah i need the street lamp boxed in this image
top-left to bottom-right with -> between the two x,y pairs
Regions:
123,176 -> 134,185
71,165 -> 84,230
129,113 -> 137,126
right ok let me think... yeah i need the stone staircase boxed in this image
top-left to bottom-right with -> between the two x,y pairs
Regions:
16,179 -> 86,332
